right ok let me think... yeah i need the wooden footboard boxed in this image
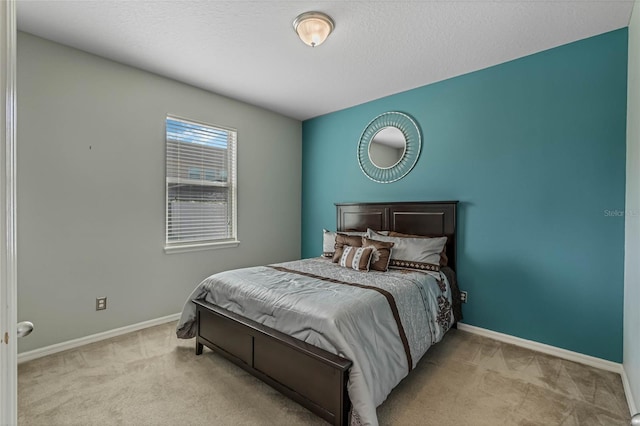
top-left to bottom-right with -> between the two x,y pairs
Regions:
193,299 -> 352,426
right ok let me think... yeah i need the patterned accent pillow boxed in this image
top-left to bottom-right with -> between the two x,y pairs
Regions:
365,229 -> 447,272
323,229 -> 364,257
339,246 -> 373,271
332,233 -> 364,263
362,237 -> 394,272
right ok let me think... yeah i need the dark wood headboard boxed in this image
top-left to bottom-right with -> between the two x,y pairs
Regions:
336,201 -> 458,271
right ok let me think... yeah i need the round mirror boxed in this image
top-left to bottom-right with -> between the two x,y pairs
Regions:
357,112 -> 421,183
368,126 -> 406,169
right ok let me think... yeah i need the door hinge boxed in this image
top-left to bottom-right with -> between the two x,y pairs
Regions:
3,332 -> 8,344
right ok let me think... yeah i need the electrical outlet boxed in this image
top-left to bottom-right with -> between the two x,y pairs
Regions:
460,291 -> 468,304
96,297 -> 107,311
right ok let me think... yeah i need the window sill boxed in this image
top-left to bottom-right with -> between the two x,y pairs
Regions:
164,240 -> 240,254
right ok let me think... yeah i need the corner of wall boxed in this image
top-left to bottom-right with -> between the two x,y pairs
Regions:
624,0 -> 640,416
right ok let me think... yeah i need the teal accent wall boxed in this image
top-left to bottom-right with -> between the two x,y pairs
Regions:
301,29 -> 628,362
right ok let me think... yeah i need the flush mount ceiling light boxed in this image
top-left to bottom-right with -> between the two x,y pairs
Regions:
293,11 -> 334,47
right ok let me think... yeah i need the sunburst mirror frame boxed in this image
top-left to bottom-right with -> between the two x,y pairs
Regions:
357,111 -> 422,183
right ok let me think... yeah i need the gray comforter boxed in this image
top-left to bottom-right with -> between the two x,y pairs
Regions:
176,258 -> 454,426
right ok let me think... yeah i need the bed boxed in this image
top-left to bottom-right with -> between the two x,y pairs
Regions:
176,201 -> 460,426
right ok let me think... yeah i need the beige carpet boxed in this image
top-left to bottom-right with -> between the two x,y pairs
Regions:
18,322 -> 630,426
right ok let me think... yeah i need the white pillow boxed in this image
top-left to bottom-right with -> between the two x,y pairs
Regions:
366,228 -> 446,272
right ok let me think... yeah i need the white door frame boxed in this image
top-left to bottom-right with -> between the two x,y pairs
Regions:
0,0 -> 18,425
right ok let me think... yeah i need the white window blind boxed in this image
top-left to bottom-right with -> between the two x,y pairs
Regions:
165,116 -> 237,249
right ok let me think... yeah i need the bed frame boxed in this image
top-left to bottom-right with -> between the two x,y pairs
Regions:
193,201 -> 458,426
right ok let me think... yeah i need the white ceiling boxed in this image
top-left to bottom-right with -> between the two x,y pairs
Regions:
17,0 -> 634,121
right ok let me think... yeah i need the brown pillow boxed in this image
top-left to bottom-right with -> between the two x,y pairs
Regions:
388,231 -> 449,266
332,234 -> 363,263
362,237 -> 394,272
323,230 -> 365,257
337,246 -> 373,271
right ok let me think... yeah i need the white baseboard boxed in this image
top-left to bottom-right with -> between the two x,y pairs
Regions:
621,366 -> 638,416
456,323 -> 623,374
18,313 -> 181,364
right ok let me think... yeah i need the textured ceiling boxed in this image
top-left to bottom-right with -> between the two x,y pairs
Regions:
17,0 -> 634,120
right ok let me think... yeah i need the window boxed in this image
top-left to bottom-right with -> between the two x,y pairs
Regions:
165,116 -> 238,252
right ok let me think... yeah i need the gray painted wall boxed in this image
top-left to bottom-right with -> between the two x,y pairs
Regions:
625,0 -> 640,413
16,32 -> 302,352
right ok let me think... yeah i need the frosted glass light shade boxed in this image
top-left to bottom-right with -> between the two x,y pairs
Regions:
293,12 -> 334,47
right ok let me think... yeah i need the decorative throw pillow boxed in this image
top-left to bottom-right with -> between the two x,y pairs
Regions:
361,237 -> 394,272
338,246 -> 373,271
323,229 -> 364,258
388,231 -> 449,266
332,233 -> 364,263
366,229 -> 447,272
